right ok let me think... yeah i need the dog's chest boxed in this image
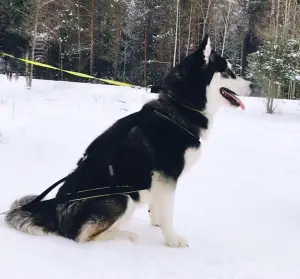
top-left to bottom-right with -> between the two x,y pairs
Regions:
182,146 -> 202,174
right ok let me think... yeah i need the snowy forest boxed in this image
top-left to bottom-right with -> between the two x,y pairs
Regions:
1,0 -> 300,105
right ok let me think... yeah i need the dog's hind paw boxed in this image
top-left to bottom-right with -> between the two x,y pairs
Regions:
164,234 -> 189,248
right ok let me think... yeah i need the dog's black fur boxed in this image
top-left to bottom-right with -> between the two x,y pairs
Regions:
5,35 -> 251,246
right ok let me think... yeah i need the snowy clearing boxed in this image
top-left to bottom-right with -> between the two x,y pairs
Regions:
1,75 -> 300,279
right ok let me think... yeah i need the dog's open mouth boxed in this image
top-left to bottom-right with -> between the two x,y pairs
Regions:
220,87 -> 245,110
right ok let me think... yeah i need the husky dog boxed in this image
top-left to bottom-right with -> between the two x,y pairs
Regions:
5,35 -> 252,248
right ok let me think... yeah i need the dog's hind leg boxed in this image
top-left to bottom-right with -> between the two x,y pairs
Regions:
75,195 -> 137,243
151,172 -> 188,248
75,221 -> 112,243
93,196 -> 138,242
76,220 -> 137,243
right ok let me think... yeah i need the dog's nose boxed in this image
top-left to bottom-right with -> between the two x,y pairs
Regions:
249,83 -> 254,90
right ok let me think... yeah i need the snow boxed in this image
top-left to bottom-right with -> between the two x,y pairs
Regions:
1,75 -> 300,279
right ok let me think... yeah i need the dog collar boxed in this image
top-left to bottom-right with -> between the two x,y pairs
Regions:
165,93 -> 205,116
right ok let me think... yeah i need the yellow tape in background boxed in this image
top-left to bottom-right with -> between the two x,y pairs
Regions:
0,51 -> 138,88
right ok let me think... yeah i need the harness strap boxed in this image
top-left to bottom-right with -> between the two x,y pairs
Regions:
153,109 -> 199,141
21,184 -> 147,210
26,176 -> 69,205
0,176 -> 69,214
18,150 -> 123,210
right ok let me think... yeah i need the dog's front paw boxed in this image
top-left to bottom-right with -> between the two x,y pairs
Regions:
164,234 -> 189,248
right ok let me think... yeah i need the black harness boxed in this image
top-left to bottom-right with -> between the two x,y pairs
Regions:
2,98 -> 203,213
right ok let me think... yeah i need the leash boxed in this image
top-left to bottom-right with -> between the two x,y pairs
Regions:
0,176 -> 70,215
0,51 -> 141,88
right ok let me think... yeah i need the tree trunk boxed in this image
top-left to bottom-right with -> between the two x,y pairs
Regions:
283,0 -> 290,38
221,2 -> 231,56
25,48 -> 30,88
122,36 -> 127,82
266,0 -> 280,113
178,8 -> 181,63
202,0 -> 213,39
28,0 -> 41,89
186,2 -> 193,57
90,0 -> 95,75
291,1 -> 297,39
114,5 -> 121,80
275,0 -> 280,40
173,0 -> 179,67
144,24 -> 148,87
266,80 -> 277,114
77,4 -> 81,72
240,34 -> 244,76
59,41 -> 63,80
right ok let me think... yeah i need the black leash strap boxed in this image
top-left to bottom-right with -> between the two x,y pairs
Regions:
0,176 -> 69,214
20,161 -> 120,210
27,176 -> 69,204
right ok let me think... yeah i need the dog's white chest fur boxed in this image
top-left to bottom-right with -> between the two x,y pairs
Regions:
182,146 -> 202,174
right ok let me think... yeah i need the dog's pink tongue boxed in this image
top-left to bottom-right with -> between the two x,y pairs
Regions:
238,99 -> 245,110
229,93 -> 245,110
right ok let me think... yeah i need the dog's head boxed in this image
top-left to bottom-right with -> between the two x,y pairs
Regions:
163,34 -> 252,115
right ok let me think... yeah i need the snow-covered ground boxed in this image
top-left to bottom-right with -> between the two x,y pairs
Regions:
1,75 -> 300,279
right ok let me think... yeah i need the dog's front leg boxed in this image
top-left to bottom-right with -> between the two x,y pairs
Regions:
148,204 -> 159,227
151,173 -> 188,248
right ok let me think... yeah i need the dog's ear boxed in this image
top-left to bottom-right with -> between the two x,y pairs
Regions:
197,34 -> 212,64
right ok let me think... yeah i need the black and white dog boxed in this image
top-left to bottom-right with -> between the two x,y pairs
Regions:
5,35 -> 252,248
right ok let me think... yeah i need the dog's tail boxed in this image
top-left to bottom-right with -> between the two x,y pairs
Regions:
5,195 -> 58,236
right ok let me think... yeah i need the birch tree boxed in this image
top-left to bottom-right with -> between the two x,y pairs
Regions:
173,0 -> 180,67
